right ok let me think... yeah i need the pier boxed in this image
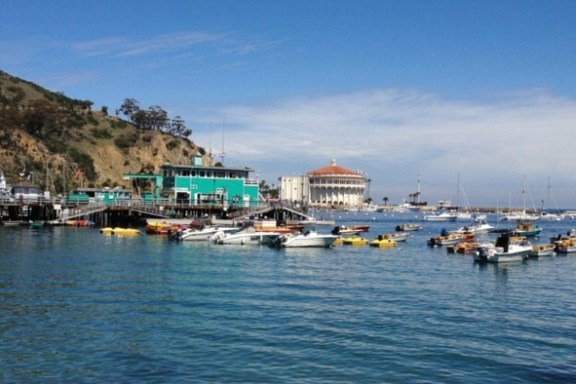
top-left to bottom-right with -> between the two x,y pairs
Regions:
0,197 -> 328,227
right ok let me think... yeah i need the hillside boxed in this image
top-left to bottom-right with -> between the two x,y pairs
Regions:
0,70 -> 209,195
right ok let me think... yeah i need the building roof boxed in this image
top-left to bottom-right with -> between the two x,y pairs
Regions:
307,159 -> 363,177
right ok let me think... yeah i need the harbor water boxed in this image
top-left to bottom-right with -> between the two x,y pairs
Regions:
1,212 -> 576,383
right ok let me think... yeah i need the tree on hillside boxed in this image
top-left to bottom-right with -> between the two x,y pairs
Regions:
24,99 -> 70,138
146,106 -> 169,131
119,98 -> 140,120
132,106 -> 169,131
169,115 -> 192,137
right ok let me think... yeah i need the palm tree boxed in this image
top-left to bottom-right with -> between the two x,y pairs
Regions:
382,196 -> 389,206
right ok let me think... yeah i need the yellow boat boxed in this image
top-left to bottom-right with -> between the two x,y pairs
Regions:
100,227 -> 140,236
369,237 -> 397,248
342,236 -> 369,246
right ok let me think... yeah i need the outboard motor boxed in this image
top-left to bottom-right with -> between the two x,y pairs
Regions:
168,229 -> 182,241
476,245 -> 490,261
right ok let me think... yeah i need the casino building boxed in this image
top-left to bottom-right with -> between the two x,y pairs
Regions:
279,159 -> 367,208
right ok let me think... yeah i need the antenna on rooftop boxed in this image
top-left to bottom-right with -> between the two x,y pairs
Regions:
218,123 -> 225,165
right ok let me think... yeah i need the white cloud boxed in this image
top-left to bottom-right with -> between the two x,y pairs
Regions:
72,32 -> 225,58
191,88 -> 576,207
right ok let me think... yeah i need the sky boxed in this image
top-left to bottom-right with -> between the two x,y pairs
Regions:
1,0 -> 576,208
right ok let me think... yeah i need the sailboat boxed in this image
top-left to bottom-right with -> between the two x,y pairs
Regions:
500,178 -> 539,221
539,177 -> 564,221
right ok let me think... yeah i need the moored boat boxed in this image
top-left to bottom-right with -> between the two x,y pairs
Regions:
176,226 -> 238,241
511,221 -> 542,237
395,223 -> 422,232
212,225 -> 281,245
376,232 -> 410,242
423,211 -> 457,222
369,237 -> 397,248
100,227 -> 140,236
447,241 -> 481,254
529,243 -> 556,257
427,232 -> 468,247
473,233 -> 532,263
341,236 -> 369,246
146,222 -> 180,235
272,231 -> 338,248
554,237 -> 576,254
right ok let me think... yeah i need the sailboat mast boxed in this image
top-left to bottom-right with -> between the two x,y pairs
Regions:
417,174 -> 421,204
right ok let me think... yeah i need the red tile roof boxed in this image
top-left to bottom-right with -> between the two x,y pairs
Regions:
307,160 -> 362,176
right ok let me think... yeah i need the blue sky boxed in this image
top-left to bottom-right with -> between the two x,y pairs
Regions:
2,0 -> 576,207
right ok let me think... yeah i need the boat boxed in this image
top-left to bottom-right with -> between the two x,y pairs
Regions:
473,233 -> 532,263
529,243 -> 556,257
66,219 -> 95,227
500,211 -> 539,221
100,227 -> 140,236
0,220 -> 24,226
539,212 -> 564,221
272,231 -> 338,248
252,220 -> 305,234
145,222 -> 180,235
212,225 -> 282,245
330,225 -> 367,237
464,220 -> 495,234
29,221 -> 46,229
176,226 -> 238,241
511,221 -> 542,237
369,237 -> 397,248
539,178 -> 565,221
554,237 -> 576,254
446,241 -> 481,254
341,236 -> 369,246
395,223 -> 422,232
376,232 -> 410,242
423,211 -> 457,222
427,230 -> 470,246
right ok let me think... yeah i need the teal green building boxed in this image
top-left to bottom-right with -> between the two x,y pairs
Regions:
66,187 -> 132,205
160,154 -> 260,208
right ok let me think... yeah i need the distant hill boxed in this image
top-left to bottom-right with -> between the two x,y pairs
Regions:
0,70 -> 209,195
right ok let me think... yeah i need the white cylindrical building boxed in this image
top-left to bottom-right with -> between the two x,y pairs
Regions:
306,159 -> 366,208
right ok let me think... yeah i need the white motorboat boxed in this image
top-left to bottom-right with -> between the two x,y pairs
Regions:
272,231 -> 338,248
455,220 -> 494,234
473,234 -> 532,263
423,211 -> 457,222
500,211 -> 539,221
212,225 -> 282,245
539,212 -> 565,221
395,223 -> 422,232
175,226 -> 238,241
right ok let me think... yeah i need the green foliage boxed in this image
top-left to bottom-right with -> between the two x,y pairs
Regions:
114,132 -> 139,150
166,139 -> 180,151
110,119 -> 127,129
90,127 -> 113,139
68,147 -> 97,181
86,113 -> 98,125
